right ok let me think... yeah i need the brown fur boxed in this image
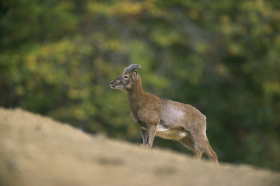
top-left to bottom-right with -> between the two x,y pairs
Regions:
110,65 -> 218,164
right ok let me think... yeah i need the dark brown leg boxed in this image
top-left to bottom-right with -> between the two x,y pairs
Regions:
179,135 -> 203,160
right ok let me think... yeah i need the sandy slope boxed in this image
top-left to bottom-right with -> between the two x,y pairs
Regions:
0,108 -> 279,186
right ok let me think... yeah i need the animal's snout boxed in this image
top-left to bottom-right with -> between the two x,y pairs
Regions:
110,80 -> 115,88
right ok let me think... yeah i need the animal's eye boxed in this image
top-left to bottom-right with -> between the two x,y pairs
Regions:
124,76 -> 129,79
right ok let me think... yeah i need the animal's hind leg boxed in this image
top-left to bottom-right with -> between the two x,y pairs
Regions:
179,135 -> 203,160
190,130 -> 219,165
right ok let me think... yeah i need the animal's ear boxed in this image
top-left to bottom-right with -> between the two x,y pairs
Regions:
132,71 -> 138,81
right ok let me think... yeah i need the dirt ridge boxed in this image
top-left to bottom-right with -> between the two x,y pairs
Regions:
0,108 -> 279,186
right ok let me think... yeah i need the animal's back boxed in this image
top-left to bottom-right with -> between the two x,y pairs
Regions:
159,100 -> 206,129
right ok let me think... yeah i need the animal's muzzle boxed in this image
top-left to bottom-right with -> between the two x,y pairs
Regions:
110,81 -> 115,88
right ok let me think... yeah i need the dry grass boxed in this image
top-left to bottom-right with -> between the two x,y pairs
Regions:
0,108 -> 279,186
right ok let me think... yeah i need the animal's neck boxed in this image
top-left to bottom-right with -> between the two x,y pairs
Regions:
126,77 -> 145,112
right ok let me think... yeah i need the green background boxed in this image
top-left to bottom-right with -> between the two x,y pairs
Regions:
1,0 -> 280,170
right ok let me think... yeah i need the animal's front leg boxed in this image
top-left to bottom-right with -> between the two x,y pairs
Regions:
146,124 -> 157,149
140,129 -> 148,149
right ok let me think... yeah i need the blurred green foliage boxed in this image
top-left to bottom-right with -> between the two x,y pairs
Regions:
1,0 -> 280,170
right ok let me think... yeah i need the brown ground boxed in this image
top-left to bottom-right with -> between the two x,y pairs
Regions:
0,108 -> 279,186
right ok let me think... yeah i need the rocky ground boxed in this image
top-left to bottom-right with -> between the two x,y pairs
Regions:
0,108 -> 279,186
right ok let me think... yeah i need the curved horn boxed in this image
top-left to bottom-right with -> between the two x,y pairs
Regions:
128,64 -> 141,72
